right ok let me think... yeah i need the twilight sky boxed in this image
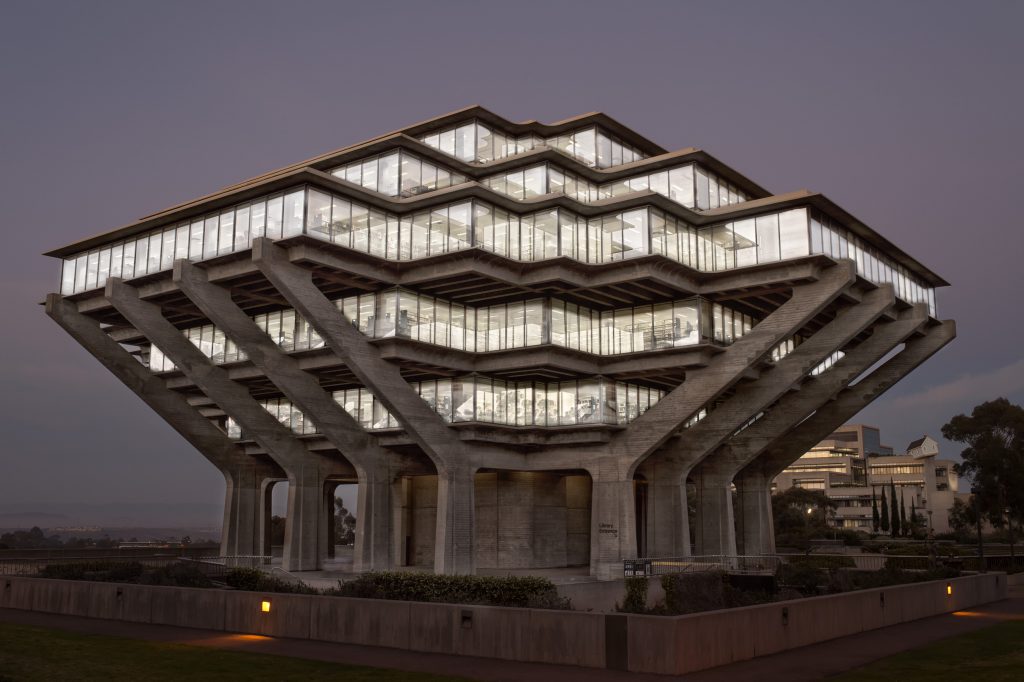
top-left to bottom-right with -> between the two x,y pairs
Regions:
1,0 -> 1021,520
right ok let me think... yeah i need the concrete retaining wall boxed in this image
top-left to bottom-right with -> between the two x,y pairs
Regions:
0,572 -> 1005,674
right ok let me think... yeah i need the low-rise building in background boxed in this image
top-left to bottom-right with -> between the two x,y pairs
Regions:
774,424 -> 959,533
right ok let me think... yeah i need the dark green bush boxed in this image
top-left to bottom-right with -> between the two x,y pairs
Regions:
785,555 -> 856,570
139,563 -> 213,588
661,571 -> 726,614
776,563 -> 825,595
619,577 -> 648,613
224,568 -> 317,595
329,572 -> 569,609
39,561 -> 144,582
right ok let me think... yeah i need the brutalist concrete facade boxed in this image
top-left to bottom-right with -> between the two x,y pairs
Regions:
44,107 -> 954,578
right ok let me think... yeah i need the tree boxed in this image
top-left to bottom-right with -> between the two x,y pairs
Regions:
949,497 -> 979,534
880,486 -> 890,533
909,500 -> 920,537
334,497 -> 357,546
871,488 -> 880,533
899,489 -> 908,537
889,480 -> 901,538
270,515 -> 285,546
942,398 -> 1024,532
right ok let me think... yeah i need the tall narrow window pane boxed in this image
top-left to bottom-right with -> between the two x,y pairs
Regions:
203,215 -> 219,258
160,229 -> 176,270
779,208 -> 810,259
217,211 -> 234,254
266,196 -> 283,239
756,214 -> 781,263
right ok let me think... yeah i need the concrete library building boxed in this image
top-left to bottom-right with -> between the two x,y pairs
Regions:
45,107 -> 953,578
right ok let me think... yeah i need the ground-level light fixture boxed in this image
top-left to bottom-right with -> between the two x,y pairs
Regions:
261,600 -> 272,613
946,583 -> 953,596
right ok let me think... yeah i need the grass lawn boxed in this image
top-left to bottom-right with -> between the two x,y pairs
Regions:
0,623 -> 472,682
833,619 -> 1024,682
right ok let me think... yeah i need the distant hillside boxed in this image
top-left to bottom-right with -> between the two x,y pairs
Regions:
0,503 -> 222,530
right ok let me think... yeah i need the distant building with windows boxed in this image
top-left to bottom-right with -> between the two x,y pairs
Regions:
773,425 -> 959,533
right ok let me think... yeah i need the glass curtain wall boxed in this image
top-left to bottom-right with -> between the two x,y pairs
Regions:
481,162 -> 749,212
483,164 -> 599,203
598,164 -> 749,210
224,376 -> 664,439
419,121 -> 541,163
60,186 -> 937,316
330,150 -> 467,198
810,211 -> 935,315
418,120 -> 646,168
148,289 -> 757,373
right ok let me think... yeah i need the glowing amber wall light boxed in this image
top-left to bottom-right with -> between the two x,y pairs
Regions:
946,584 -> 952,596
261,600 -> 271,613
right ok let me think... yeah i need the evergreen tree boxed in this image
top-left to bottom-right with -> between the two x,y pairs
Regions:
889,480 -> 901,537
871,488 -> 880,533
900,489 -> 909,537
910,500 -> 919,536
880,486 -> 890,533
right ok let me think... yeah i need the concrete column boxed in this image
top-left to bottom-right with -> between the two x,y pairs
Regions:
221,465 -> 275,557
693,467 -> 736,557
434,466 -> 476,575
638,458 -> 689,558
353,462 -> 392,572
589,460 -> 638,580
734,471 -> 775,556
281,465 -> 327,571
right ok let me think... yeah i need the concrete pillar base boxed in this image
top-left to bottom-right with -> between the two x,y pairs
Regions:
434,467 -> 476,575
736,472 -> 775,555
694,472 -> 737,557
282,468 -> 327,572
354,464 -> 392,572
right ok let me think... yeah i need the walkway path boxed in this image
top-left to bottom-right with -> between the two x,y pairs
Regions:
1,587 -> 1021,681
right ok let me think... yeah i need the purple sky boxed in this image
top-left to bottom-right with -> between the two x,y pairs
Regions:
1,0 -> 1021,515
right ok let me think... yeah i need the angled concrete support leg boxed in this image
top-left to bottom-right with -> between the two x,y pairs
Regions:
750,320 -> 956,482
252,239 -> 460,465
44,293 -> 284,559
103,278 -> 336,571
693,470 -> 737,557
434,466 -> 476,575
690,305 -> 930,556
608,261 -> 857,463
174,259 -> 393,570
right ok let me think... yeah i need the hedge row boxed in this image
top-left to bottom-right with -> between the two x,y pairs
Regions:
329,571 -> 570,609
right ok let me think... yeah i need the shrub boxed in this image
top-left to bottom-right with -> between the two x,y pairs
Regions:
39,561 -> 144,582
661,571 -> 726,614
619,577 -> 648,613
785,555 -> 856,570
776,563 -> 825,595
329,572 -> 569,609
224,568 -> 317,595
139,563 -> 213,588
